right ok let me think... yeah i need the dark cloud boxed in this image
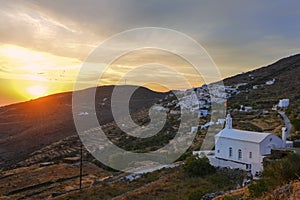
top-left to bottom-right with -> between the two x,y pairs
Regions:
0,0 -> 300,76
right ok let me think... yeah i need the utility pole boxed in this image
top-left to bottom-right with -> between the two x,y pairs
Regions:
79,143 -> 83,189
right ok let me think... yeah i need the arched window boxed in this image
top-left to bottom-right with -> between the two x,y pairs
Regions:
238,149 -> 242,160
229,147 -> 232,157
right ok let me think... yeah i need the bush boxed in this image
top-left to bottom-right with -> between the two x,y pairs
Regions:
263,153 -> 300,186
292,119 -> 300,131
248,180 -> 268,198
206,173 -> 231,189
249,153 -> 300,198
183,155 -> 216,177
187,189 -> 206,200
141,172 -> 159,182
176,151 -> 192,162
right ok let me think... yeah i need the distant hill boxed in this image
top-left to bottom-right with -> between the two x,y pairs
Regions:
0,85 -> 166,169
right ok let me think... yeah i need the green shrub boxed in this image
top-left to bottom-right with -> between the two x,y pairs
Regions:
187,189 -> 206,200
263,153 -> 300,186
206,173 -> 231,189
292,119 -> 300,131
249,153 -> 300,198
248,180 -> 268,198
141,172 -> 159,182
183,155 -> 216,177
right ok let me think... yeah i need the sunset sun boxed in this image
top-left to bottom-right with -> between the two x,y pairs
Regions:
26,85 -> 47,98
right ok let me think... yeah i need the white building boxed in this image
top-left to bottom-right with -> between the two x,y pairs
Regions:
240,105 -> 253,112
190,126 -> 198,134
235,83 -> 247,88
278,99 -> 290,108
266,79 -> 276,85
198,110 -> 209,117
209,114 -> 291,176
216,118 -> 226,125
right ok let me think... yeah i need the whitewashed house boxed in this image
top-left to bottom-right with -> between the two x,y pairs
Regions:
278,99 -> 290,108
235,83 -> 247,88
266,79 -> 276,85
190,126 -> 198,134
198,110 -> 209,117
240,105 -> 253,112
199,100 -> 206,107
209,114 -> 291,176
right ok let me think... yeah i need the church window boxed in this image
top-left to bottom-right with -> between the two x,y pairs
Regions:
238,149 -> 242,160
229,147 -> 232,157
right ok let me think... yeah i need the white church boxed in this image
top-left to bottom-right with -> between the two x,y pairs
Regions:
208,114 -> 293,176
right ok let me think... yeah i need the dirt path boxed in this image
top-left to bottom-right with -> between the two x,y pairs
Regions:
279,111 -> 292,137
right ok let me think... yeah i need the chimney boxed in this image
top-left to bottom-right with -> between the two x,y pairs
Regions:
282,127 -> 287,148
225,114 -> 232,129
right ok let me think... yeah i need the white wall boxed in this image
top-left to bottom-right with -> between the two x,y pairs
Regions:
215,137 -> 263,164
209,156 -> 263,176
278,99 -> 290,108
259,135 -> 282,155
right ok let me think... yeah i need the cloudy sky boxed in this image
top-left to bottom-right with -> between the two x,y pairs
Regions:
1,0 -> 300,105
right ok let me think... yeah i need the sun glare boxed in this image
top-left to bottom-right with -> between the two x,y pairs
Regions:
26,85 -> 47,98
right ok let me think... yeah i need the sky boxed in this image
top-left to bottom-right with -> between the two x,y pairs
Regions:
1,0 -> 300,106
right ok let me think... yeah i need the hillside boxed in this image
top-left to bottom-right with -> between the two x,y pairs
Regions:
224,54 -> 300,109
0,53 -> 300,199
0,85 -> 166,169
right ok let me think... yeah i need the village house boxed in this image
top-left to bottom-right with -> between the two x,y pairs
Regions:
278,99 -> 290,108
240,105 -> 253,112
266,79 -> 276,85
198,109 -> 209,117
